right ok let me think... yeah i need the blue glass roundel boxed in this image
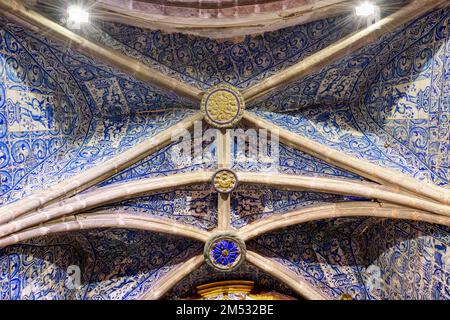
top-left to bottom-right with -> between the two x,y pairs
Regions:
211,239 -> 240,267
204,233 -> 245,271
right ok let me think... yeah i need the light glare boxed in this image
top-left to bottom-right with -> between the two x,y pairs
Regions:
67,5 -> 89,23
355,2 -> 377,17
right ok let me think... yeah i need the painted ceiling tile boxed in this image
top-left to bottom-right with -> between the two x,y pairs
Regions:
252,9 -> 450,111
254,108 -> 411,170
251,6 -> 450,187
0,230 -> 203,300
355,12 -> 450,187
248,218 -> 367,299
78,229 -> 202,300
0,15 -> 200,206
0,233 -> 93,300
97,122 -> 217,187
351,219 -> 450,300
232,136 -> 365,180
164,262 -> 297,300
254,100 -> 448,186
231,185 -> 364,229
0,24 -> 86,205
277,143 -> 364,179
0,108 -> 194,206
98,184 -> 218,230
230,123 -> 365,179
249,218 -> 450,300
91,16 -> 358,90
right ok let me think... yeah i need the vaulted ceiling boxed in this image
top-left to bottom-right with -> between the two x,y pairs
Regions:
0,0 -> 449,300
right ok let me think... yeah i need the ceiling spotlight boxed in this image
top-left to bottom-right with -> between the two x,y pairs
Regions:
67,5 -> 89,24
355,2 -> 377,17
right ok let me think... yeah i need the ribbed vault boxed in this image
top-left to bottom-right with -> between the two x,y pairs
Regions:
0,0 -> 449,300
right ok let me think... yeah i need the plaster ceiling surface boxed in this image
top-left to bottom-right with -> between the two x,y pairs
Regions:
0,0 -> 449,300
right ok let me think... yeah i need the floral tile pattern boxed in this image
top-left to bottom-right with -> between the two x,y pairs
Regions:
253,8 -> 450,187
99,184 -> 218,230
0,17 -> 195,206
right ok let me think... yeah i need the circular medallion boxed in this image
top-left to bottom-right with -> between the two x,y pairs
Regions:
212,169 -> 238,194
204,232 -> 246,272
201,84 -> 244,128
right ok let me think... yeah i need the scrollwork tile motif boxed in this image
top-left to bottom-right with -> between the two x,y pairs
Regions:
0,237 -> 91,300
277,144 -> 364,179
0,24 -> 83,205
98,185 -> 218,230
79,229 -> 202,300
252,9 -> 448,110
353,12 -> 450,187
254,108 -> 412,172
96,139 -> 217,188
0,5 -> 449,300
0,16 -> 194,206
351,220 -> 450,300
249,218 -> 450,300
231,131 -> 365,179
0,230 -> 202,300
253,8 -> 450,186
164,262 -> 298,300
92,16 -> 357,90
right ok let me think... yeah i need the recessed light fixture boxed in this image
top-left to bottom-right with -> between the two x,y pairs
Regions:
355,2 -> 377,17
67,5 -> 89,24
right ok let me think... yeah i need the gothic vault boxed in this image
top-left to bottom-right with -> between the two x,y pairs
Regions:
0,0 -> 449,300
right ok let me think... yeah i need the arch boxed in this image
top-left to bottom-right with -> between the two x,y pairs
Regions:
139,255 -> 205,300
237,172 -> 450,217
